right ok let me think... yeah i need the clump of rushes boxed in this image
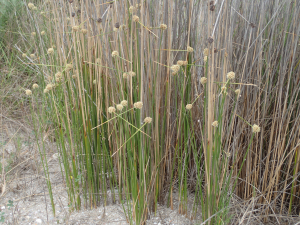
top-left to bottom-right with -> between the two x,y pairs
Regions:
144,117 -> 152,123
160,24 -> 167,30
72,26 -> 79,32
177,60 -> 184,66
227,71 -> 235,80
121,100 -> 128,107
32,83 -> 39,89
187,46 -> 194,52
134,101 -> 143,109
171,65 -> 180,74
28,3 -> 34,9
112,51 -> 119,57
252,124 -> 261,133
132,15 -> 139,22
212,121 -> 219,127
47,48 -> 54,54
116,104 -> 124,111
200,77 -> 207,85
108,106 -> 116,114
25,89 -> 32,96
186,104 -> 193,110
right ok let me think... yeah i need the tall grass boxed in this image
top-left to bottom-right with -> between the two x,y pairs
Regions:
20,0 -> 300,224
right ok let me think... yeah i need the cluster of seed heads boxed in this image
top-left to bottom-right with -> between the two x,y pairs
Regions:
112,51 -> 119,57
47,48 -> 54,54
72,26 -> 79,32
160,24 -> 167,30
25,89 -> 32,96
235,89 -> 241,95
41,31 -> 46,36
133,15 -> 139,22
171,65 -> 180,75
108,107 -> 116,114
204,56 -> 208,63
144,117 -> 152,124
187,46 -> 194,53
203,48 -> 209,56
32,83 -> 39,89
200,77 -> 207,85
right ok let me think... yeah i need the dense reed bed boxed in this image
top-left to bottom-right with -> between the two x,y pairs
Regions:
20,0 -> 300,224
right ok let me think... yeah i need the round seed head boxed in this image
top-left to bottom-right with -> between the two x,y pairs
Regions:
212,121 -> 218,127
177,60 -> 184,66
55,72 -> 62,79
171,65 -> 180,74
66,64 -> 73,71
108,106 -> 116,114
46,83 -> 53,91
235,89 -> 241,95
133,15 -> 139,22
47,48 -> 54,54
221,86 -> 227,94
112,51 -> 119,57
93,80 -> 96,84
183,61 -> 188,66
187,46 -> 194,53
113,27 -> 119,32
40,11 -> 45,16
81,29 -> 88,34
72,26 -> 79,32
129,6 -> 136,13
134,101 -> 143,109
25,89 -> 32,96
22,53 -> 27,58
32,83 -> 39,89
33,6 -> 37,10
116,104 -> 123,111
123,73 -> 128,79
72,75 -> 76,79
203,48 -> 209,56
41,31 -> 46,36
121,100 -> 128,107
227,71 -> 235,80
200,77 -> 207,85
144,117 -> 152,124
30,54 -> 35,58
96,58 -> 101,63
252,124 -> 260,133
28,3 -> 34,9
160,24 -> 167,30
186,104 -> 193,110
31,32 -> 36,37
128,71 -> 136,77
204,56 -> 208,63
44,88 -> 49,93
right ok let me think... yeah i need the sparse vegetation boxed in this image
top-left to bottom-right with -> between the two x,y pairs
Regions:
1,0 -> 300,224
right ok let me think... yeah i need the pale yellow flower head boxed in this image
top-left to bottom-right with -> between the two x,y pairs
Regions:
133,15 -> 139,22
144,117 -> 152,124
203,48 -> 209,56
204,56 -> 208,63
28,3 -> 34,9
47,48 -> 54,54
187,46 -> 194,53
32,83 -> 39,89
112,51 -> 119,57
186,104 -> 192,110
25,89 -> 32,96
171,65 -> 180,74
177,60 -> 184,66
200,77 -> 207,85
212,121 -> 218,127
121,100 -> 128,107
41,31 -> 46,36
235,89 -> 241,95
227,71 -> 235,80
72,26 -> 79,32
160,24 -> 167,30
134,101 -> 143,109
108,106 -> 116,114
81,29 -> 88,34
31,32 -> 36,37
116,104 -> 123,111
252,124 -> 260,133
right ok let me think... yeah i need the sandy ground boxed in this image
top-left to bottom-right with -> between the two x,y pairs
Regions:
0,122 -> 201,225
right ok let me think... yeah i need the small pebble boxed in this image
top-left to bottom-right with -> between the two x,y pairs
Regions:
36,218 -> 42,223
